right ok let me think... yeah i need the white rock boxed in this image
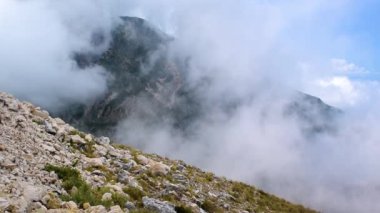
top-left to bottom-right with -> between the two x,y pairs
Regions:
85,205 -> 107,213
101,192 -> 112,201
109,205 -> 124,213
142,197 -> 176,213
150,162 -> 170,176
22,184 -> 46,202
70,135 -> 86,144
85,134 -> 93,142
136,155 -> 149,165
96,136 -> 110,145
31,108 -> 49,119
0,197 -> 9,209
61,201 -> 78,210
44,120 -> 56,135
41,144 -> 56,153
85,157 -> 105,167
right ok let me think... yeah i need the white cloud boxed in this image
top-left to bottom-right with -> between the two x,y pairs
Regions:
331,58 -> 367,73
315,76 -> 360,107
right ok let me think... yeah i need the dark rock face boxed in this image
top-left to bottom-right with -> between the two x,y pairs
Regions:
285,92 -> 341,135
58,16 -> 339,137
59,17 -> 201,135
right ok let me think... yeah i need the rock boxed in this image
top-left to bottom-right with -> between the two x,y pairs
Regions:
27,201 -> 47,212
61,201 -> 78,210
15,115 -> 26,128
101,192 -> 112,202
150,162 -> 170,176
117,170 -> 129,184
85,134 -> 93,142
0,197 -> 9,209
42,144 -> 56,153
31,108 -> 50,119
109,150 -> 123,159
109,205 -> 124,213
122,161 -> 137,171
106,184 -> 124,193
85,205 -> 107,213
0,159 -> 17,170
83,202 -> 91,210
136,155 -> 149,165
7,100 -> 19,112
41,193 -> 61,209
96,136 -> 110,145
70,135 -> 86,144
23,184 -> 47,202
142,197 -> 176,213
94,144 -> 108,156
125,201 -> 135,210
54,118 -> 66,125
91,170 -> 105,176
0,144 -> 5,151
85,157 -> 105,167
44,120 -> 57,135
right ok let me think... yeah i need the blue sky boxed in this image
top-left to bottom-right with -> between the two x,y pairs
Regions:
341,0 -> 380,76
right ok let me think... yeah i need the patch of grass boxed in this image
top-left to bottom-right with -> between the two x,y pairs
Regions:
204,172 -> 214,182
45,164 -> 84,191
123,186 -> 145,201
45,164 -> 128,208
161,194 -> 177,203
112,192 -> 129,208
200,199 -> 224,213
32,119 -> 44,125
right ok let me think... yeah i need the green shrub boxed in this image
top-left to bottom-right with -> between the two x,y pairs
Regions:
200,199 -> 223,213
45,164 -> 128,208
123,186 -> 145,201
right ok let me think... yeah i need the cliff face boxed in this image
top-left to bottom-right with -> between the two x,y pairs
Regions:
0,92 -> 316,212
59,17 -> 200,136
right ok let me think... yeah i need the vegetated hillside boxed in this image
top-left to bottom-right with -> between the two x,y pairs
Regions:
58,16 -> 339,139
0,92 -> 317,212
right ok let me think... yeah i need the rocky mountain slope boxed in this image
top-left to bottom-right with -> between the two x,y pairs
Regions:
0,92 -> 316,212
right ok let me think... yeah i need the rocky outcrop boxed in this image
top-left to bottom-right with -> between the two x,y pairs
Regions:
0,92 -> 316,212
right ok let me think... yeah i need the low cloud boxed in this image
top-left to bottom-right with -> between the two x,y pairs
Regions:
1,1 -> 380,212
0,0 -> 121,110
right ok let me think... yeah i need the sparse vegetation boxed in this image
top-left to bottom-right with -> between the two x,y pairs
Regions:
123,186 -> 146,201
200,199 -> 224,213
45,164 -> 128,208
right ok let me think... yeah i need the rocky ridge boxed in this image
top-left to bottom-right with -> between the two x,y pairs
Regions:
0,92 -> 316,213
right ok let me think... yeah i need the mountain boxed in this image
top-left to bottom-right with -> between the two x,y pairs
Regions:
58,16 -> 339,138
59,17 -> 200,136
0,92 -> 316,212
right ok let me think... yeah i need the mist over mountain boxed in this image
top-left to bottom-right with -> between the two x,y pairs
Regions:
1,1 -> 380,212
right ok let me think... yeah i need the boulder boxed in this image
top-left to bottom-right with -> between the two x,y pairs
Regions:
61,201 -> 78,210
70,135 -> 86,145
109,205 -> 124,213
136,155 -> 149,165
150,162 -> 170,176
142,197 -> 176,213
96,136 -> 110,145
101,192 -> 112,202
85,205 -> 107,213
